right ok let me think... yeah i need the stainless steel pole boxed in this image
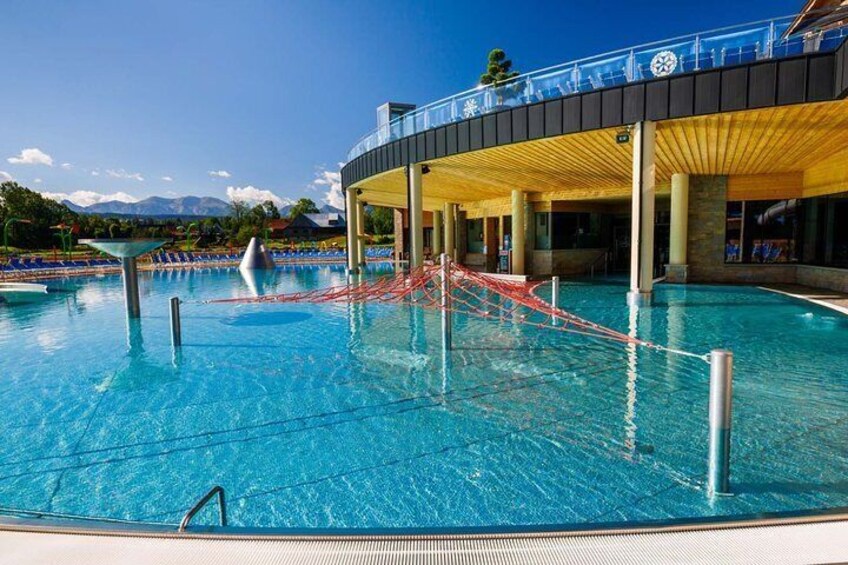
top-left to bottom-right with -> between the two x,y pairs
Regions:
170,297 -> 182,347
551,276 -> 560,326
708,349 -> 733,495
440,253 -> 452,351
121,257 -> 141,318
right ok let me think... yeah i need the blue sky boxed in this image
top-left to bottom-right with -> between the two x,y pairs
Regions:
0,0 -> 800,209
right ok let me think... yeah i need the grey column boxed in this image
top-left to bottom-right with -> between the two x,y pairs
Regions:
121,257 -> 141,318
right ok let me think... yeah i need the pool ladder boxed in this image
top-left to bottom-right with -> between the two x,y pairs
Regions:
178,485 -> 227,532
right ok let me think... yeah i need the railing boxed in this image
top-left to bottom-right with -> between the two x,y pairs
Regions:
178,485 -> 227,532
347,9 -> 848,162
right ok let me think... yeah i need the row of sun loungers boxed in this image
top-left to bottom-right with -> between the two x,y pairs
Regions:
1,257 -> 120,273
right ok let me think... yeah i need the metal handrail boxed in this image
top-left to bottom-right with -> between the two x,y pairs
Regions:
346,6 -> 848,162
178,486 -> 227,532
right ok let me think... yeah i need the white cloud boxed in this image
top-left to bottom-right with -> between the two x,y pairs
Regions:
7,148 -> 53,166
33,178 -> 42,184
209,170 -> 232,178
60,162 -> 73,170
161,175 -> 173,182
0,171 -> 13,182
311,163 -> 344,210
106,169 -> 144,181
91,169 -> 100,177
226,185 -> 293,208
40,190 -> 139,207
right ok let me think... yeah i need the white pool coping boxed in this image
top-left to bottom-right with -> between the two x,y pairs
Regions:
1,512 -> 847,564
759,285 -> 848,316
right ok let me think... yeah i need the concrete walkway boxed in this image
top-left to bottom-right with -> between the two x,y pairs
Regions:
1,514 -> 848,564
760,284 -> 848,316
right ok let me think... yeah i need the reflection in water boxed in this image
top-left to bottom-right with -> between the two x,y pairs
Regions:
624,305 -> 639,460
96,317 -> 178,392
239,268 -> 280,297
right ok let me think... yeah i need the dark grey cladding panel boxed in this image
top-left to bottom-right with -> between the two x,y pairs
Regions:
669,76 -> 694,118
435,128 -> 447,158
483,114 -> 497,147
406,136 -> 417,164
469,117 -> 484,150
393,141 -> 401,168
694,72 -> 720,114
380,145 -> 387,171
836,42 -> 845,97
748,62 -> 777,108
400,137 -> 410,165
622,84 -> 645,123
645,80 -> 669,120
528,103 -> 545,139
416,133 -> 427,161
446,124 -> 458,155
425,130 -> 436,159
842,40 -> 848,94
457,121 -> 470,152
778,58 -> 807,105
721,67 -> 748,111
544,99 -> 563,136
808,54 -> 835,102
563,95 -> 582,132
512,106 -> 528,141
497,110 -> 512,144
601,88 -> 623,127
581,92 -> 601,130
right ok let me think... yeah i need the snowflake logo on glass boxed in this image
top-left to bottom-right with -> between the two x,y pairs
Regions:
463,99 -> 479,119
650,50 -> 678,77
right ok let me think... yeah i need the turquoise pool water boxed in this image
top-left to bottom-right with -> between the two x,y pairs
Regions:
0,264 -> 846,530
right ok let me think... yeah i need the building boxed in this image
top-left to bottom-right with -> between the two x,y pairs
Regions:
341,5 -> 848,299
282,213 -> 346,241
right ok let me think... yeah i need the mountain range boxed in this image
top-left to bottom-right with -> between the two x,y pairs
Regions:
62,196 -> 342,218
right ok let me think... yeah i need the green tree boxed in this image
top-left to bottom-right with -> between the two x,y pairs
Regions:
262,200 -> 281,219
479,48 -> 519,106
229,200 -> 250,222
288,198 -> 319,219
0,182 -> 75,250
365,206 -> 394,235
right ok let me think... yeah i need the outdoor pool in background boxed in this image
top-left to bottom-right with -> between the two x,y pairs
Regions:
0,264 -> 846,530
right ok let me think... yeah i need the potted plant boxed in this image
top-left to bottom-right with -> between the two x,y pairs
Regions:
479,48 -> 520,111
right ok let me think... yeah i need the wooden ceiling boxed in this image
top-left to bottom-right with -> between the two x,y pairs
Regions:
353,99 -> 848,210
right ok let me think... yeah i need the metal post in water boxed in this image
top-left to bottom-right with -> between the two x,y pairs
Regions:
170,297 -> 182,347
708,349 -> 733,495
440,253 -> 452,351
551,276 -> 560,326
121,257 -> 141,318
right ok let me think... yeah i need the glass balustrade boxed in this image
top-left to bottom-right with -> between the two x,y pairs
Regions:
347,10 -> 848,162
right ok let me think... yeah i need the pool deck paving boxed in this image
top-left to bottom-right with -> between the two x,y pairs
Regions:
759,284 -> 848,316
2,514 -> 848,564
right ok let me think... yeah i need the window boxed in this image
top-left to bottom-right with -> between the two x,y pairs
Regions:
725,199 -> 799,264
467,219 -> 484,253
536,212 -> 604,250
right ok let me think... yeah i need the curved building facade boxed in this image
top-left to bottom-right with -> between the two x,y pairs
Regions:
341,6 -> 848,297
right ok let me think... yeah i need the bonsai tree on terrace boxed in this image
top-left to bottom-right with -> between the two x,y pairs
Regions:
479,48 -> 520,106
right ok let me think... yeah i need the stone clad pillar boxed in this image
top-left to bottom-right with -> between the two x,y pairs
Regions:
524,201 -> 535,276
511,189 -> 526,275
484,217 -> 497,273
444,203 -> 456,259
627,120 -> 656,306
432,210 -> 443,257
393,209 -> 405,262
356,200 -> 366,267
345,188 -> 360,272
667,173 -> 690,283
408,164 -> 424,269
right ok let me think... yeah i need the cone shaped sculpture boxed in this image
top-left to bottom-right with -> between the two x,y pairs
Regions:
239,237 -> 276,271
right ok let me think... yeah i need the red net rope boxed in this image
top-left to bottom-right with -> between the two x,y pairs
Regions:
204,262 -> 678,350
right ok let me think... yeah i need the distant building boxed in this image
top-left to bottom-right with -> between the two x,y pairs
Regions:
268,218 -> 291,238
282,213 -> 346,241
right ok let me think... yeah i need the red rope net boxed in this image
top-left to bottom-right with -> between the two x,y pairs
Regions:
206,261 -> 666,350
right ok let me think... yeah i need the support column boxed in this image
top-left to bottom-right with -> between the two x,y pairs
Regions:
356,200 -> 366,266
345,188 -> 360,272
627,120 -> 656,307
667,173 -> 690,283
121,257 -> 141,318
408,164 -> 424,269
511,189 -> 526,275
432,210 -> 443,257
524,201 -> 535,275
456,210 -> 467,265
483,217 -> 497,273
444,203 -> 456,259
393,208 -> 405,262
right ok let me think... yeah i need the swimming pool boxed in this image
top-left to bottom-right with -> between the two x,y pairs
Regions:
0,264 -> 846,531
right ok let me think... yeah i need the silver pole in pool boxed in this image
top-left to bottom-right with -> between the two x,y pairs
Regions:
708,349 -> 733,495
170,297 -> 182,347
121,257 -> 141,318
551,276 -> 560,326
440,253 -> 452,351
